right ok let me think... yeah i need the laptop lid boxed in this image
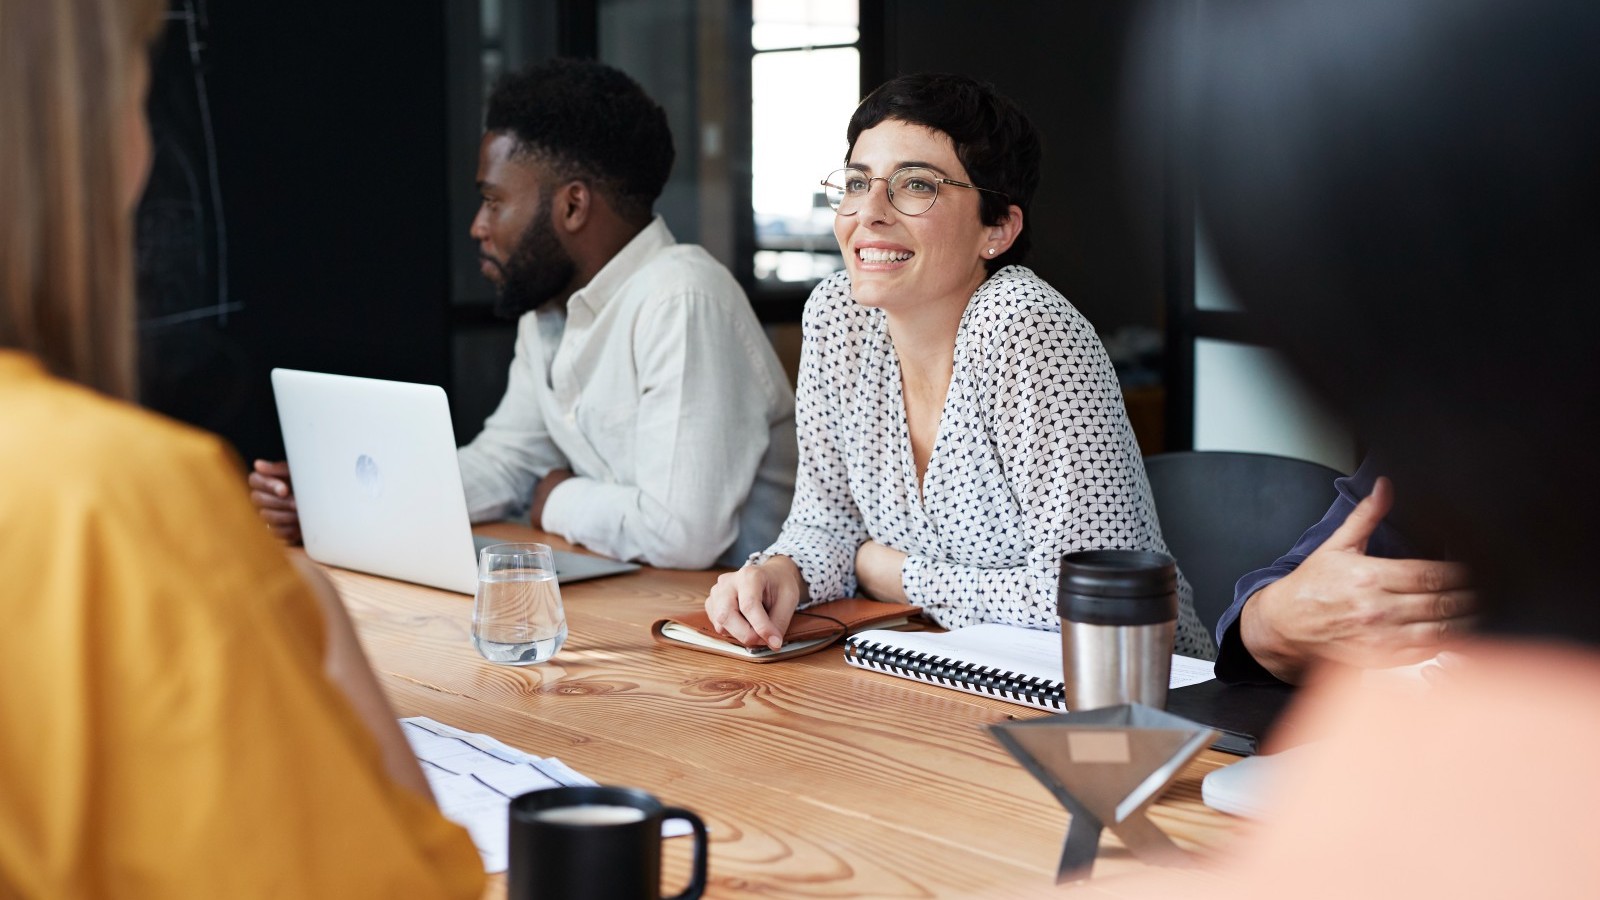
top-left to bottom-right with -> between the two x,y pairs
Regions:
272,368 -> 640,593
273,368 -> 481,593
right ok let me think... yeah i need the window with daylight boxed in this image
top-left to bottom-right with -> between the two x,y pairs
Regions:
751,0 -> 860,290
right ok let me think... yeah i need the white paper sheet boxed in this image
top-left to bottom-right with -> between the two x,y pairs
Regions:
401,716 -> 689,873
1170,653 -> 1218,688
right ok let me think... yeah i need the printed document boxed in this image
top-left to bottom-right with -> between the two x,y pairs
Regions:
401,716 -> 689,873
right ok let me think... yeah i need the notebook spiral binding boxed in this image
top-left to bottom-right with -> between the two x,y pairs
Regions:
844,637 -> 1066,711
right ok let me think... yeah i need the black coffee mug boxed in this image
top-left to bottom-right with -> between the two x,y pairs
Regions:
508,785 -> 709,900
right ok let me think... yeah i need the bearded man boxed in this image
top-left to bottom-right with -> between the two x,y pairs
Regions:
252,59 -> 796,569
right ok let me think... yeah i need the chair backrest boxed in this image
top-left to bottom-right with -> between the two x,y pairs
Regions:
1143,450 -> 1345,638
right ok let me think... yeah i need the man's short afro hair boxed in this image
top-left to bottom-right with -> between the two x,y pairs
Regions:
486,58 -> 674,224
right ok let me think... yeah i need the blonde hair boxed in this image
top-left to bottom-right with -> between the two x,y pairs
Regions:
0,0 -> 165,399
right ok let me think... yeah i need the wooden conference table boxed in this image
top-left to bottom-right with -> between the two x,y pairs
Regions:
316,523 -> 1246,899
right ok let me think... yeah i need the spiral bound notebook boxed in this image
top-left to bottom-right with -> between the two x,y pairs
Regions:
843,623 -> 1216,712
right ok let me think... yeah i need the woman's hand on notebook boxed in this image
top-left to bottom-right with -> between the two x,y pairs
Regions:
249,459 -> 302,546
705,556 -> 806,652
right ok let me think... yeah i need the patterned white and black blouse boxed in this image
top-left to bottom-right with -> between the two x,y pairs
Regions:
758,266 -> 1216,659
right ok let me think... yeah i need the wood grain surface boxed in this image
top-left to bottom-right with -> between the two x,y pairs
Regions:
318,523 -> 1246,898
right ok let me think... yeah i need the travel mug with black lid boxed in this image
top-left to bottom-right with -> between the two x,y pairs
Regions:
1057,549 -> 1178,711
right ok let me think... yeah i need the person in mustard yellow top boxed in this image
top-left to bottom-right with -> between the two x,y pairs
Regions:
0,0 -> 484,896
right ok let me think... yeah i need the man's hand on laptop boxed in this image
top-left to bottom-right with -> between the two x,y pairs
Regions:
249,459 -> 303,545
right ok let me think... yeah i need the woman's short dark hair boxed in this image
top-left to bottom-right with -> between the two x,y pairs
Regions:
847,73 -> 1043,274
486,59 -> 674,226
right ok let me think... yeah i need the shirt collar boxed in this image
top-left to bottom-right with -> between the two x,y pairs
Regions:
567,216 -> 675,315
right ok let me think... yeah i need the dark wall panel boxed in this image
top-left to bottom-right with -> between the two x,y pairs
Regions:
139,0 -> 455,462
875,1 -> 1161,335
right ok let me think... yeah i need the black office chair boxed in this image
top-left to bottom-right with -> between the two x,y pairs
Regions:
1143,450 -> 1345,639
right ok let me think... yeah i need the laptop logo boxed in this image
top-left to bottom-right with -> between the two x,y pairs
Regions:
355,454 -> 384,499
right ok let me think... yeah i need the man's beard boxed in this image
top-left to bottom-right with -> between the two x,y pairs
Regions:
490,209 -> 576,319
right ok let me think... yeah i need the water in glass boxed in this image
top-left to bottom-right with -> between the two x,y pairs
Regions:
473,547 -> 567,665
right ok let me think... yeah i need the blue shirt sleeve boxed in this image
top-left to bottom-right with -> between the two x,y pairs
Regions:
1213,456 -> 1414,683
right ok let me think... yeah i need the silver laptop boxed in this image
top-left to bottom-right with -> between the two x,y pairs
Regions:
271,368 -> 639,593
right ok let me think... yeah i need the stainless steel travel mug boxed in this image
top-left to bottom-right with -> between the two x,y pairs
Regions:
1057,549 -> 1178,711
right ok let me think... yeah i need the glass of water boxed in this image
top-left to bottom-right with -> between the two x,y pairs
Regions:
473,542 -> 567,665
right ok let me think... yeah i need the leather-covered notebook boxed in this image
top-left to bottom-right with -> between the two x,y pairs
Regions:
651,597 -> 921,663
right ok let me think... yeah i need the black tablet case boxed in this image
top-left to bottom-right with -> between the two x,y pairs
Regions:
1164,679 -> 1296,756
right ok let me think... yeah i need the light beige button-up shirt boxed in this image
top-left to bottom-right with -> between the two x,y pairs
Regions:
457,218 -> 796,569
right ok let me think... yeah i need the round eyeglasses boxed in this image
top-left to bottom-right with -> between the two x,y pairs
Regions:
821,166 -> 1008,217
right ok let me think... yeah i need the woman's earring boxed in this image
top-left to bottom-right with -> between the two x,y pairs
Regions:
986,247 -> 996,256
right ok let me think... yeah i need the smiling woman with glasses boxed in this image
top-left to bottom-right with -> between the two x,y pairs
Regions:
704,73 -> 1213,660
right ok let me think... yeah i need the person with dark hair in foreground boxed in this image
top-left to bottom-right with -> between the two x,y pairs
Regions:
1125,0 -> 1600,894
0,0 -> 482,894
706,73 -> 1213,658
252,59 -> 796,569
